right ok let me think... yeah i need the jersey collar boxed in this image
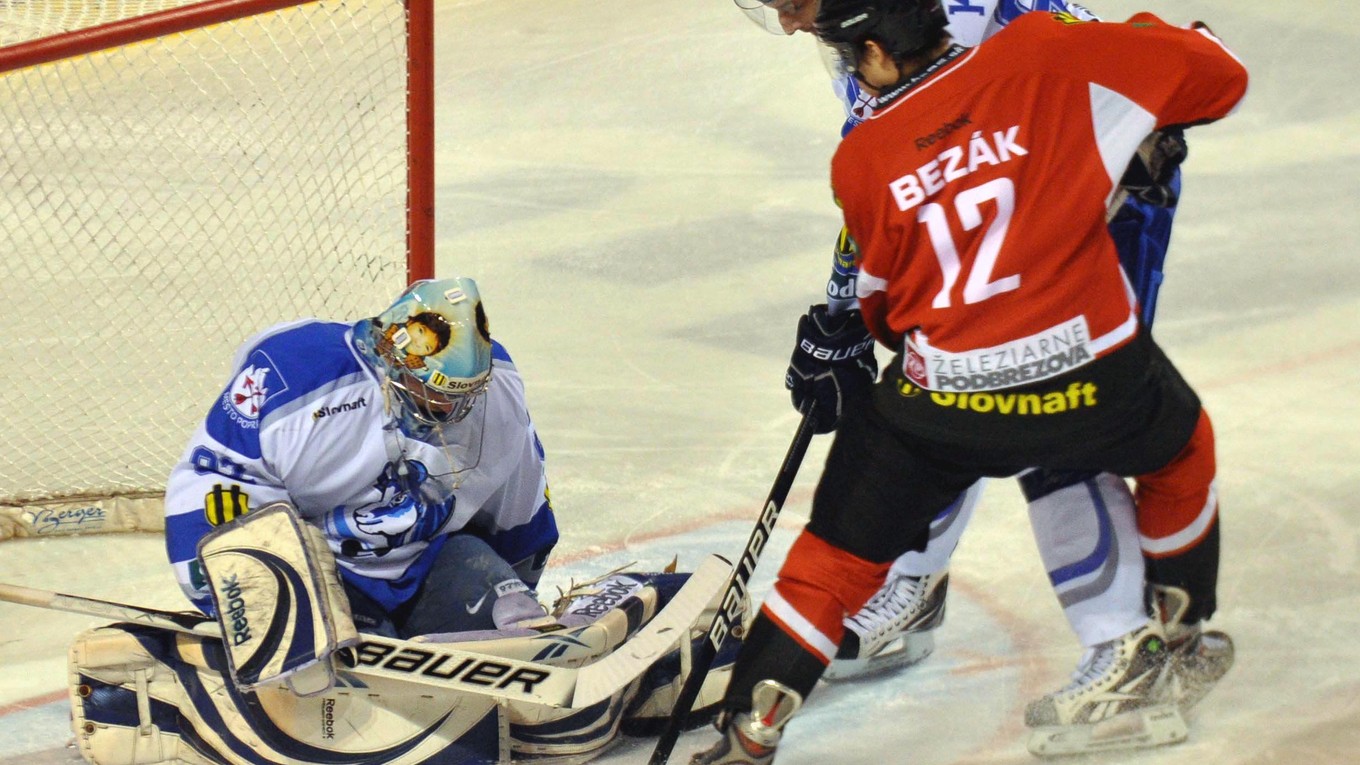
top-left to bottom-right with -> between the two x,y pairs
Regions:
873,44 -> 969,110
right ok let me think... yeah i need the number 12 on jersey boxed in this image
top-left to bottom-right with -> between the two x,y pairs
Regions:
918,177 -> 1020,309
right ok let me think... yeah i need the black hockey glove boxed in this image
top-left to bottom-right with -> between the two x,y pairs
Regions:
1119,129 -> 1188,208
785,304 -> 877,434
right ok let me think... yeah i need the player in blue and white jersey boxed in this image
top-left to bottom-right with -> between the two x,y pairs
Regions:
722,0 -> 1226,755
164,276 -> 558,638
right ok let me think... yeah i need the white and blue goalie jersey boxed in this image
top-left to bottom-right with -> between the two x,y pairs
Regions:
164,320 -> 557,614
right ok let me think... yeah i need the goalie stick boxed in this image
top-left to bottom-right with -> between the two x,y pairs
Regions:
648,411 -> 817,765
0,553 -> 731,709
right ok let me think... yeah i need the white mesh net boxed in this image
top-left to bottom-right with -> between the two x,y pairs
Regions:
0,0 -> 419,518
0,0 -> 205,46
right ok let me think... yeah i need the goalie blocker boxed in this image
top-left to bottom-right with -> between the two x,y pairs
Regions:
196,502 -> 360,696
68,560 -> 749,764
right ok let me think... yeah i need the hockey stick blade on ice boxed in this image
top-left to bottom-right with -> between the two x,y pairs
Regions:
0,553 -> 732,709
648,411 -> 817,765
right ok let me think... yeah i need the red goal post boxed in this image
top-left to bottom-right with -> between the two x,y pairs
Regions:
0,0 -> 435,539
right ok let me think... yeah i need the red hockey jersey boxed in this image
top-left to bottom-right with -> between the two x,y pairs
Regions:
832,12 -> 1247,393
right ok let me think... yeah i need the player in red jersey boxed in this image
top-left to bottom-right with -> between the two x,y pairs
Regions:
692,3 -> 1246,763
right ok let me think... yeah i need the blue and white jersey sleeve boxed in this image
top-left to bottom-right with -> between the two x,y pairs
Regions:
163,319 -> 367,612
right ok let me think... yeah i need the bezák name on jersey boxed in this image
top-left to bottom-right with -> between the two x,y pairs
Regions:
891,126 -> 1028,212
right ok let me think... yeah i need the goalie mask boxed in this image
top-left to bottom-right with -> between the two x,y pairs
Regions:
354,277 -> 492,432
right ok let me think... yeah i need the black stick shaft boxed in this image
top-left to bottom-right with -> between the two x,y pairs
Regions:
648,412 -> 817,764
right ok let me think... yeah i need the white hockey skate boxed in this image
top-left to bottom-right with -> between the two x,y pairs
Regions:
822,571 -> 947,682
1025,621 -> 1187,757
690,679 -> 803,765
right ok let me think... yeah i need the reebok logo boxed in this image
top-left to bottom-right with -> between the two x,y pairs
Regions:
219,573 -> 253,647
320,698 -> 336,740
915,112 -> 972,150
565,578 -> 643,619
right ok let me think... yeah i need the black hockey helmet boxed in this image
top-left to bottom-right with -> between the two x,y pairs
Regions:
814,0 -> 948,74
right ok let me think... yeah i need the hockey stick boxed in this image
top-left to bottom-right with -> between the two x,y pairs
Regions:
0,581 -> 219,635
648,411 -> 817,764
0,553 -> 731,709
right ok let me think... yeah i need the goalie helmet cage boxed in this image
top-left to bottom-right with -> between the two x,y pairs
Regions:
0,0 -> 435,536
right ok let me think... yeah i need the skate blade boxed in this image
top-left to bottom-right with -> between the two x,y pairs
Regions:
823,631 -> 935,683
1026,704 -> 1188,757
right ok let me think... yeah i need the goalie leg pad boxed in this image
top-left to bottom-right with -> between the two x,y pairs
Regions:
70,623 -> 503,765
501,572 -> 666,762
67,560 -> 732,765
499,567 -> 746,759
618,572 -> 752,735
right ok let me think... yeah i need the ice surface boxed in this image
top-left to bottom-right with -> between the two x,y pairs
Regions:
2,1 -> 1358,763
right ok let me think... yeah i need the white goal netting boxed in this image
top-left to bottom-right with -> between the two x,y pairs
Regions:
0,0 -> 432,536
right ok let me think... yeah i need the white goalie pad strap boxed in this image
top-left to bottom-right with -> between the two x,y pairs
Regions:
197,501 -> 359,695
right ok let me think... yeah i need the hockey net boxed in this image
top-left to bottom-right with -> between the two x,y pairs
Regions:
0,0 -> 434,539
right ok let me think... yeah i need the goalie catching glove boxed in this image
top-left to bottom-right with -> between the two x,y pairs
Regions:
786,303 -> 877,434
